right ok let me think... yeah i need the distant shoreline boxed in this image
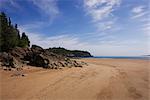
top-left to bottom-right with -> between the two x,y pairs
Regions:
81,56 -> 150,60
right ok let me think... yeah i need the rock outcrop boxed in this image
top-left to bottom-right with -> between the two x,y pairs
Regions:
0,45 -> 85,70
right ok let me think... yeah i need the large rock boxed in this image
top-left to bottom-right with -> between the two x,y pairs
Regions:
29,53 -> 49,68
31,45 -> 44,54
9,47 -> 31,61
0,52 -> 21,68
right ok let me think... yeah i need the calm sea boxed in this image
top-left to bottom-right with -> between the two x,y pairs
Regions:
92,56 -> 150,60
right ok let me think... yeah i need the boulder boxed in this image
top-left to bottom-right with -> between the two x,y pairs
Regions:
31,45 -> 44,52
29,53 -> 49,68
31,45 -> 44,53
0,52 -> 20,69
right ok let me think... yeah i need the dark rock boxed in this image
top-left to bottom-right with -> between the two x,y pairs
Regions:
58,62 -> 65,67
31,45 -> 43,51
31,45 -> 44,54
29,53 -> 49,67
0,52 -> 14,67
0,51 -> 22,69
22,74 -> 27,77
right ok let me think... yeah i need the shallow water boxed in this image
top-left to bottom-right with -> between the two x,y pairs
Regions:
92,56 -> 150,60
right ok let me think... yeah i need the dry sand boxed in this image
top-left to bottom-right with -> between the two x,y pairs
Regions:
0,58 -> 149,100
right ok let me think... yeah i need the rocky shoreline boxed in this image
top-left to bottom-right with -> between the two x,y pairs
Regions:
0,45 -> 87,71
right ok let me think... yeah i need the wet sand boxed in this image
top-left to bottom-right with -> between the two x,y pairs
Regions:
0,58 -> 149,100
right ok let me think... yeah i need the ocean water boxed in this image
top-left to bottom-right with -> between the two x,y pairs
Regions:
92,56 -> 150,60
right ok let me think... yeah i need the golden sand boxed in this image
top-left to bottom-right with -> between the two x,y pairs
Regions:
0,58 -> 149,100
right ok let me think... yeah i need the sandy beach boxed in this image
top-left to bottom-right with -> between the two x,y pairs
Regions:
0,58 -> 149,100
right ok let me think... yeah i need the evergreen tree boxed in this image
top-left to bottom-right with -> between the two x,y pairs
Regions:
8,17 -> 11,26
15,24 -> 17,29
0,12 -> 9,51
0,12 -> 30,51
6,24 -> 19,49
19,32 -> 30,48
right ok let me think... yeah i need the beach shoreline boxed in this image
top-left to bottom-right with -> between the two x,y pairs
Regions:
0,58 -> 149,100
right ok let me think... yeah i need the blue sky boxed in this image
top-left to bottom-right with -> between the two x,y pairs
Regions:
0,0 -> 149,56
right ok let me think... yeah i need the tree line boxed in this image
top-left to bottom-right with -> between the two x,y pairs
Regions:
0,12 -> 30,52
48,47 -> 92,57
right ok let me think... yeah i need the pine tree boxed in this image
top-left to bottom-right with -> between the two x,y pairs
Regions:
19,32 -> 30,48
8,17 -> 11,26
15,24 -> 17,29
0,12 -> 9,51
0,12 -> 30,51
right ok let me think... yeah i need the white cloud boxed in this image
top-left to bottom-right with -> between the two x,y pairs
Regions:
132,6 -> 144,13
31,0 -> 59,21
96,20 -> 114,31
84,0 -> 121,21
19,21 -> 45,31
131,5 -> 148,19
132,11 -> 148,19
142,23 -> 150,35
84,0 -> 121,32
131,5 -> 150,37
0,0 -> 60,23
